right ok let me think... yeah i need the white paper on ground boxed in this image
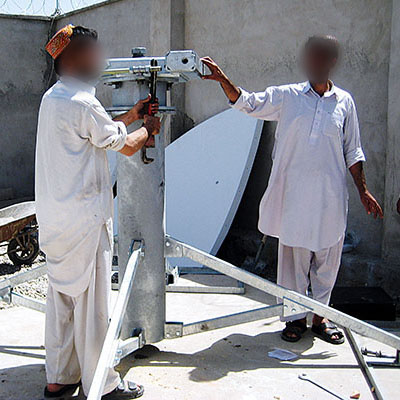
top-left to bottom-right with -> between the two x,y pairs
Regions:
267,348 -> 298,361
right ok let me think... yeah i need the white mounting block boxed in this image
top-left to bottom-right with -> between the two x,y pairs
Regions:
166,108 -> 263,268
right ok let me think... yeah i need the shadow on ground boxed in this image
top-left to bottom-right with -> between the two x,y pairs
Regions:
118,330 -> 347,383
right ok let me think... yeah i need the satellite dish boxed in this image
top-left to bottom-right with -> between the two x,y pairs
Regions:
166,108 -> 263,269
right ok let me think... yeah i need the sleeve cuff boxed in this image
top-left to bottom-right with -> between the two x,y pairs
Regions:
346,147 -> 366,168
107,121 -> 127,151
228,88 -> 247,109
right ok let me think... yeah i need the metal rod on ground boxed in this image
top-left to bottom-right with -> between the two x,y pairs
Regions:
165,285 -> 244,294
87,240 -> 143,400
181,304 -> 282,336
298,373 -> 346,400
0,264 -> 47,292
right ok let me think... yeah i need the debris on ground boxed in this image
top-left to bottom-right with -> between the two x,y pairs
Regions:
350,390 -> 361,399
0,244 -> 47,310
268,348 -> 298,361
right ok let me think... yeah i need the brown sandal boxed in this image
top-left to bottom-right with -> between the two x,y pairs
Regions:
281,320 -> 307,342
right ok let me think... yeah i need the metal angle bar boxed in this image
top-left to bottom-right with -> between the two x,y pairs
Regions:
166,285 -> 244,294
113,335 -> 143,367
181,305 -> 282,337
283,297 -> 313,317
345,328 -> 383,400
10,291 -> 46,313
0,264 -> 47,292
165,236 -> 400,350
87,240 -> 143,400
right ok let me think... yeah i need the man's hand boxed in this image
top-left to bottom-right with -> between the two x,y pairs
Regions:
201,57 -> 228,83
201,57 -> 241,104
113,94 -> 159,127
119,115 -> 160,157
143,115 -> 161,136
360,190 -> 384,219
131,94 -> 159,120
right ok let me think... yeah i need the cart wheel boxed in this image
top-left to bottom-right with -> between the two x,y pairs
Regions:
7,235 -> 40,266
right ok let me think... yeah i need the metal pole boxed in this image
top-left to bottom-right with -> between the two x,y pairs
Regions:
87,241 -> 143,400
117,81 -> 167,343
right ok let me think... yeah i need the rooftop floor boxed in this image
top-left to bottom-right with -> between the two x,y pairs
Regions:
0,275 -> 399,400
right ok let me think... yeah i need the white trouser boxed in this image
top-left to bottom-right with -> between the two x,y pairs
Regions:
45,225 -> 120,396
277,236 -> 344,322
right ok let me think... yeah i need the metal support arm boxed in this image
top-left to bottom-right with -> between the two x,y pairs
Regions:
87,240 -> 145,400
165,236 -> 400,351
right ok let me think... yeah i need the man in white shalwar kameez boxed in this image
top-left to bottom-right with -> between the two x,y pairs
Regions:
36,25 -> 160,398
201,35 -> 383,344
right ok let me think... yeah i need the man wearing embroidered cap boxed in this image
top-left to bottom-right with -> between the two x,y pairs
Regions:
36,25 -> 159,398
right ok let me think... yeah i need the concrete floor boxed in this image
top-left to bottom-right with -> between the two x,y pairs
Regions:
0,275 -> 399,400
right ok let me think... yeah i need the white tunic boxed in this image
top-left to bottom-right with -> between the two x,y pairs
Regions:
35,76 -> 127,296
231,81 -> 365,251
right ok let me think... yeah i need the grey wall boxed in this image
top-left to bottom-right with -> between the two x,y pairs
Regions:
0,15 -> 51,200
184,0 -> 392,259
0,0 -> 398,267
383,0 -> 400,263
56,0 -> 182,108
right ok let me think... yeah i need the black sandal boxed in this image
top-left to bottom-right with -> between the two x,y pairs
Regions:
312,322 -> 345,345
281,320 -> 307,342
44,382 -> 80,398
102,380 -> 144,399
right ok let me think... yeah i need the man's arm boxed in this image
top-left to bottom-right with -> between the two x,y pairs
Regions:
201,57 -> 283,121
113,94 -> 159,127
349,161 -> 383,219
201,57 -> 241,103
114,94 -> 161,157
118,115 -> 160,157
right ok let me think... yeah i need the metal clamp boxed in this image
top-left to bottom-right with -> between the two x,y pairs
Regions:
282,297 -> 313,318
165,322 -> 184,339
165,236 -> 183,257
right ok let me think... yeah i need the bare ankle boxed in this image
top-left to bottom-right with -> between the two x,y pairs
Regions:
47,383 -> 65,392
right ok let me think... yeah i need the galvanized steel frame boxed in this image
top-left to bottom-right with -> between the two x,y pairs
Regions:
164,236 -> 400,351
87,240 -> 145,400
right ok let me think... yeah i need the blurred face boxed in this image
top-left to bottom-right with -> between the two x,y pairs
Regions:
61,39 -> 103,81
302,42 -> 337,84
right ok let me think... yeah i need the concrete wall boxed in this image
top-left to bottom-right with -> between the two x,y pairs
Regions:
56,0 -> 181,106
0,0 -> 398,267
184,0 -> 392,259
0,15 -> 51,200
383,0 -> 400,263
57,0 -> 154,106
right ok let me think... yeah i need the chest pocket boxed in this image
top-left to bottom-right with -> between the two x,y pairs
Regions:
322,102 -> 345,138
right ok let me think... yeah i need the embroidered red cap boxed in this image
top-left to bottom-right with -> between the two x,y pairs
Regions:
45,24 -> 75,59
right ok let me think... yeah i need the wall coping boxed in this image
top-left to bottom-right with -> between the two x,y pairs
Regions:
0,0 -> 124,22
